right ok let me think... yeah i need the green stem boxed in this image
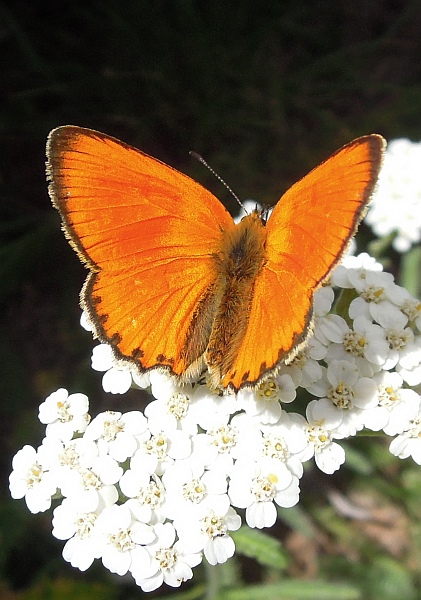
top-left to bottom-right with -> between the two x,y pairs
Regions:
204,560 -> 221,600
400,245 -> 421,298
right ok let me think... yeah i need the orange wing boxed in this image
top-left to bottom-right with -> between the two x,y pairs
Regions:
221,135 -> 385,389
47,126 -> 235,377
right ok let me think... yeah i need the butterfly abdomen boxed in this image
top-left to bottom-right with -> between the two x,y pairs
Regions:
205,211 -> 267,388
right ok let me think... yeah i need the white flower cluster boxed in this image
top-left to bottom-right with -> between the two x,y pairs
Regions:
9,254 -> 421,592
366,138 -> 421,252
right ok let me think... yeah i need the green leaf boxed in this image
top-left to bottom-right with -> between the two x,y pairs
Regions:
216,580 -> 360,600
231,526 -> 288,569
367,232 -> 397,261
363,556 -> 416,600
332,288 -> 358,323
340,442 -> 376,475
400,244 -> 421,298
277,504 -> 318,539
21,577 -> 116,600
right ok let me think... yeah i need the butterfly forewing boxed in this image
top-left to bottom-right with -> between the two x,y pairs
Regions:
221,135 -> 385,389
47,126 -> 235,377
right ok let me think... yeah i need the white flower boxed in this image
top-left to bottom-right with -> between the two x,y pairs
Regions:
191,422 -> 238,475
362,372 -> 420,435
331,252 -> 383,289
175,494 -> 241,564
145,374 -> 197,434
9,445 -> 57,513
59,454 -> 121,513
228,412 -> 265,458
303,400 -> 346,473
322,315 -> 389,376
38,435 -> 97,467
389,398 -> 421,464
394,335 -> 421,386
188,384 -> 237,430
84,410 -> 148,462
90,455 -> 123,486
281,340 -> 325,388
313,285 -> 335,316
52,492 -> 116,571
80,310 -> 93,331
36,435 -> 99,495
120,469 -> 167,525
307,360 -> 378,436
91,344 -> 133,394
347,271 -> 399,324
131,369 -> 151,389
237,374 -> 296,424
130,429 -> 192,477
229,457 -> 300,528
366,138 -> 421,252
162,461 -> 228,521
259,411 -> 309,478
132,522 -> 202,591
53,492 -> 115,540
91,344 -> 115,372
374,309 -> 421,372
95,504 -> 154,577
398,288 -> 421,332
38,388 -> 89,441
9,236 -> 421,595
149,370 -> 182,400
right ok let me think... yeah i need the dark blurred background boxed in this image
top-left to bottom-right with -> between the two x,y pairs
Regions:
2,1 -> 421,598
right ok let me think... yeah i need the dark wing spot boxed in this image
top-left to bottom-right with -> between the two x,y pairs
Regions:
91,295 -> 102,306
131,347 -> 144,360
259,362 -> 267,376
156,354 -> 174,366
110,332 -> 122,345
241,370 -> 250,383
97,313 -> 108,326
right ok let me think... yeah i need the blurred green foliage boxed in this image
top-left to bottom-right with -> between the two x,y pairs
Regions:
2,0 -> 421,598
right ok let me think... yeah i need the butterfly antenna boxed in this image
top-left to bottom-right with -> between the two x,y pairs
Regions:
189,151 -> 247,214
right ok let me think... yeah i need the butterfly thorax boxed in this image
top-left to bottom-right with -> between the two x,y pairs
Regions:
217,210 -> 267,281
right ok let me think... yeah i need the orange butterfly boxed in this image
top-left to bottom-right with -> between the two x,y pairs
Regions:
46,127 -> 385,392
